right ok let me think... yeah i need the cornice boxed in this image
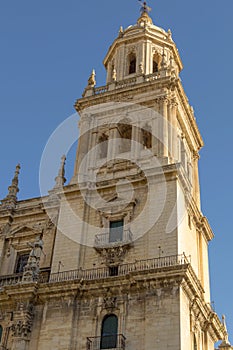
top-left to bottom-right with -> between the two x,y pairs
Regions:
176,79 -> 204,150
74,76 -> 173,113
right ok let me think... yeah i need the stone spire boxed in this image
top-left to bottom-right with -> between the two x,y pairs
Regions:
53,155 -> 66,189
1,164 -> 20,210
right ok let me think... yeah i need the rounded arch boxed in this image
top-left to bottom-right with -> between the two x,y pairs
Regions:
128,52 -> 136,75
117,119 -> 132,153
141,123 -> 152,149
101,314 -> 118,349
98,133 -> 109,159
152,51 -> 162,73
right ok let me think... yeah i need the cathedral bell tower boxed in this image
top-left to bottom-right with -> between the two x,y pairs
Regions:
48,4 -> 229,350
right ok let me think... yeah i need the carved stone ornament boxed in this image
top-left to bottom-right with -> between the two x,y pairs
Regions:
11,303 -> 34,339
98,245 -> 129,266
11,319 -> 32,338
127,46 -> 136,55
103,297 -> 117,310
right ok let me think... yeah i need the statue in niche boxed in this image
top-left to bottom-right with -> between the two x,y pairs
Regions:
22,235 -> 45,283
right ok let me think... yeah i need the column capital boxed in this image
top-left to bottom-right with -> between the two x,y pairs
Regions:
158,96 -> 169,104
193,150 -> 200,160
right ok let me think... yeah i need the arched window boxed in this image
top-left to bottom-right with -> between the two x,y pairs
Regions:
153,60 -> 158,73
128,54 -> 136,74
142,124 -> 152,149
152,52 -> 161,73
101,314 -> 118,349
0,325 -> 3,343
98,133 -> 108,159
118,120 -> 132,153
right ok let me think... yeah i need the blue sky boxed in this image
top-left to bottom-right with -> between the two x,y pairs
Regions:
0,0 -> 233,342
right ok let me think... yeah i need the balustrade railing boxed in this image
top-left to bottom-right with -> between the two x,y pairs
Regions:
0,273 -> 23,287
115,77 -> 137,89
0,254 -> 190,286
94,85 -> 109,94
95,229 -> 133,247
87,334 -> 126,350
49,254 -> 190,283
89,72 -> 165,96
145,71 -> 161,81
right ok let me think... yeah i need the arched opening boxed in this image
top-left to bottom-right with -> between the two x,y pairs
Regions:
152,52 -> 161,73
101,314 -> 118,349
98,133 -> 109,159
153,60 -> 158,73
118,120 -> 132,153
0,325 -> 3,343
128,53 -> 136,75
142,124 -> 152,149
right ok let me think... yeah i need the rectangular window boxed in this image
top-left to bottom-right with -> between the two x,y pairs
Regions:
15,253 -> 29,273
109,220 -> 123,243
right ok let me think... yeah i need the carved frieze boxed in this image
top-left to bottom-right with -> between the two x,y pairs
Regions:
11,302 -> 34,340
103,296 -> 117,311
98,245 -> 129,266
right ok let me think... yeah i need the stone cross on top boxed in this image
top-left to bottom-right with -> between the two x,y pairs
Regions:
139,1 -> 152,15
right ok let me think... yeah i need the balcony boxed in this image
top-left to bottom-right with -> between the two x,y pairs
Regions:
49,254 -> 190,283
87,334 -> 126,350
94,229 -> 133,248
0,273 -> 23,288
0,254 -> 190,286
0,268 -> 50,288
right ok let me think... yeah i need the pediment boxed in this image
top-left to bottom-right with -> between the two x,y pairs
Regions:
10,225 -> 41,236
96,194 -> 137,217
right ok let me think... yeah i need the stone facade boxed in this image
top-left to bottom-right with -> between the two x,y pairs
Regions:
0,6 -> 231,350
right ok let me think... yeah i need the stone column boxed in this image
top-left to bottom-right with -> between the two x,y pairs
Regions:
131,125 -> 141,160
167,101 -> 172,160
171,98 -> 178,161
159,97 -> 169,158
151,105 -> 159,156
193,151 -> 201,209
89,130 -> 99,169
72,116 -> 92,183
107,126 -> 118,162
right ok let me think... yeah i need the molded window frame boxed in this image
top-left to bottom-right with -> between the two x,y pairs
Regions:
100,314 -> 118,349
15,252 -> 29,273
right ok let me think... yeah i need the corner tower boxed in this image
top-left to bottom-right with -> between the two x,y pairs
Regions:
47,6 -> 229,350
0,5 -> 229,350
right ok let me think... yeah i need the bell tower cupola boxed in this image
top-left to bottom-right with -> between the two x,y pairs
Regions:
104,3 -> 183,84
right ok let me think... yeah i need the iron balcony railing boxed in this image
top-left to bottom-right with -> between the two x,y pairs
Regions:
49,254 -> 190,283
87,334 -> 126,350
95,229 -> 133,248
